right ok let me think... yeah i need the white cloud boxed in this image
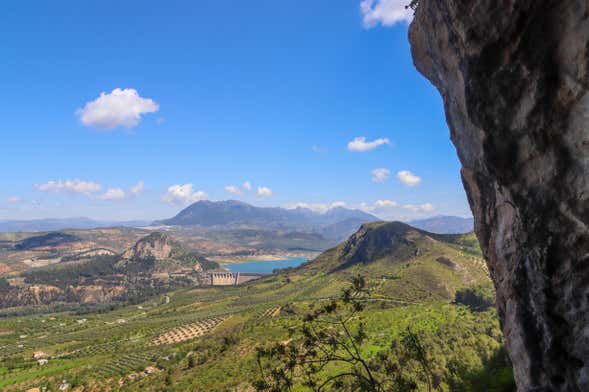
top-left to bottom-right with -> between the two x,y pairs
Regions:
359,202 -> 376,213
360,0 -> 413,28
286,201 -> 347,213
371,168 -> 391,183
97,188 -> 126,201
130,181 -> 145,196
347,136 -> 390,152
226,181 -> 254,195
162,183 -> 208,206
36,179 -> 102,195
375,199 -> 398,207
359,200 -> 434,219
76,88 -> 159,130
359,200 -> 398,217
225,185 -> 242,195
397,170 -> 421,186
421,203 -> 434,212
5,197 -> 19,203
402,204 -> 418,212
257,186 -> 273,197
286,202 -> 312,210
97,181 -> 144,201
403,203 -> 434,212
36,179 -> 145,202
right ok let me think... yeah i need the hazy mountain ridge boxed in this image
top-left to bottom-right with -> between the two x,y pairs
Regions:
314,217 -> 370,242
409,215 -> 474,234
0,218 -> 150,233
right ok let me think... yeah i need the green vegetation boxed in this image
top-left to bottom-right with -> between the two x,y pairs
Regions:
199,259 -> 221,271
254,276 -> 513,392
15,232 -> 80,251
23,255 -> 120,288
254,276 -> 389,391
0,223 -> 513,391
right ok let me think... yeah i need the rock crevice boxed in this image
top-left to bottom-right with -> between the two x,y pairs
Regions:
409,1 -> 589,390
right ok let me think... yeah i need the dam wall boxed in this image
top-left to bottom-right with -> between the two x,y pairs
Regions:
199,272 -> 265,286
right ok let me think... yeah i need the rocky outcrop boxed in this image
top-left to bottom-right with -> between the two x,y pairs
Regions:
409,1 -> 589,390
121,232 -> 210,273
122,232 -> 177,260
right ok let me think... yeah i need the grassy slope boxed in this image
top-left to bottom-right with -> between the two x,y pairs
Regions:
0,223 -> 508,391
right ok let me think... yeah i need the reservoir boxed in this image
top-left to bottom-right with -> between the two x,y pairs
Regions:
222,257 -> 308,274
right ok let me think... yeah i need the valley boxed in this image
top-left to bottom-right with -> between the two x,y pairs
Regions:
0,221 -> 514,391
0,201 -> 378,279
4,1 -> 579,388
0,201 -> 383,312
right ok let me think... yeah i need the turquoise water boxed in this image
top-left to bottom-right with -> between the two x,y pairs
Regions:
222,257 -> 308,274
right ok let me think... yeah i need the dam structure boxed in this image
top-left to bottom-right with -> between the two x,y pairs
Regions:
199,272 -> 264,286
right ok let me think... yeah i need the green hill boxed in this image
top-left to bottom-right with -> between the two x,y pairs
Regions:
296,221 -> 490,301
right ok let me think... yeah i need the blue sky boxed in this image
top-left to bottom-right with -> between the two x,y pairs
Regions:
0,0 -> 470,221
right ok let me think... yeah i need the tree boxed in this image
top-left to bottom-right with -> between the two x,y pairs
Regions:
253,276 -> 428,391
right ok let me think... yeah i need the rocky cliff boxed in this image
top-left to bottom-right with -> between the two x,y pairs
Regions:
122,232 -> 216,272
0,284 -> 127,308
409,1 -> 589,390
122,232 -> 177,260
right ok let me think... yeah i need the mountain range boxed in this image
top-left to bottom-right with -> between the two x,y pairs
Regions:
0,202 -> 474,238
156,200 -> 379,232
